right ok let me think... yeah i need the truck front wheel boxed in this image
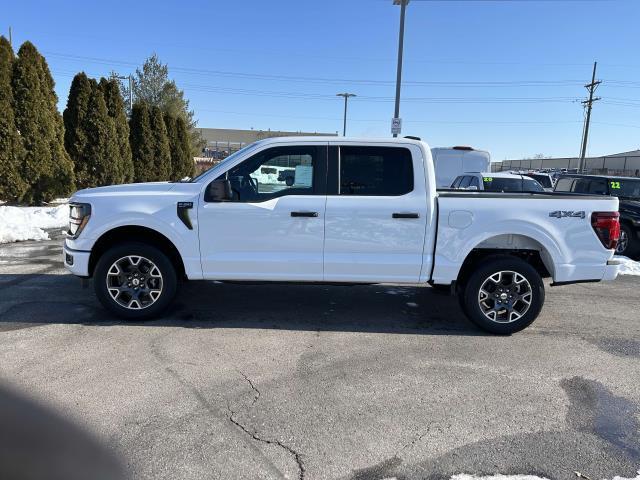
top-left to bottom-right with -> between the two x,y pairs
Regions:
460,255 -> 545,334
94,242 -> 178,320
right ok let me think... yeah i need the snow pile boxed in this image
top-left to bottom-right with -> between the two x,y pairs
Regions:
614,255 -> 640,276
0,204 -> 68,243
450,473 -> 640,480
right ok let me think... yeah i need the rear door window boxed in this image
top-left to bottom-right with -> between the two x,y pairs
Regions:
339,146 -> 413,196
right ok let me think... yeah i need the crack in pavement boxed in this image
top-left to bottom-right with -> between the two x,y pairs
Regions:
236,369 -> 261,406
148,332 -> 286,479
226,400 -> 305,480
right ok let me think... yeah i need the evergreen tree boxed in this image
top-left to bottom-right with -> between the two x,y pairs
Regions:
82,86 -> 121,187
0,36 -> 27,202
163,113 -> 179,180
63,72 -> 93,187
149,105 -> 171,181
12,41 -> 74,203
99,78 -> 134,182
129,102 -> 155,182
174,116 -> 195,179
113,54 -> 204,156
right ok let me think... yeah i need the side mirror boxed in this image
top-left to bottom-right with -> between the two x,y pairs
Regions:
466,185 -> 478,191
205,179 -> 232,202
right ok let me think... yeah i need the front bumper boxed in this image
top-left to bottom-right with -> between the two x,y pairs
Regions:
63,241 -> 91,277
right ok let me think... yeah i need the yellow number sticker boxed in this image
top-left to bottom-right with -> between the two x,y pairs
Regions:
483,177 -> 493,182
610,181 -> 621,190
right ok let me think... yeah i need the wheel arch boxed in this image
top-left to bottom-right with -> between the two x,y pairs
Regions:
88,225 -> 186,279
456,234 -> 555,288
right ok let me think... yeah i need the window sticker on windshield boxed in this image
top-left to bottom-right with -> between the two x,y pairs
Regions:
610,181 -> 621,189
295,165 -> 313,187
483,177 -> 493,182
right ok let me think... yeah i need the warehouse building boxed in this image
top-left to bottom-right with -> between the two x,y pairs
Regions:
493,149 -> 640,177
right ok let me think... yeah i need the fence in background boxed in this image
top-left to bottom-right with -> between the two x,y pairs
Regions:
493,155 -> 640,177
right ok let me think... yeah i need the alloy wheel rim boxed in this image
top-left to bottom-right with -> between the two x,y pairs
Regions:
616,230 -> 628,254
478,270 -> 532,324
106,256 -> 163,310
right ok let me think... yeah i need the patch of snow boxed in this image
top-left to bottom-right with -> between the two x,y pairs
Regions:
614,255 -> 640,276
450,473 -> 640,480
610,472 -> 640,480
0,204 -> 68,244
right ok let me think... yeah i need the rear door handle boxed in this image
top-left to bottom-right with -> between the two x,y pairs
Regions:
392,212 -> 420,219
291,211 -> 319,218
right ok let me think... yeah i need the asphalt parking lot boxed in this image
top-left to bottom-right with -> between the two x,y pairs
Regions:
0,232 -> 639,480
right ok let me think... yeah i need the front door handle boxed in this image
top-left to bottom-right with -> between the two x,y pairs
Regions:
291,211 -> 319,218
392,212 -> 420,219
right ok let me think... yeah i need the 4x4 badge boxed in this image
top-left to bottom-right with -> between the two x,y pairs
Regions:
549,210 -> 585,219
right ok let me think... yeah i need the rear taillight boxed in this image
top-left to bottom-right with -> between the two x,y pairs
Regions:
591,212 -> 620,250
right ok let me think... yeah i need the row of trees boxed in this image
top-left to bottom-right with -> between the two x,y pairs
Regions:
64,72 -> 194,189
0,38 -> 197,204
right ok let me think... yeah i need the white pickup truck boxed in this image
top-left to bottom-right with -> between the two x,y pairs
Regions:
63,137 -> 621,334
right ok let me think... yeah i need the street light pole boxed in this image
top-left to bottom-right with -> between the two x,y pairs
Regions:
336,93 -> 356,136
116,75 -> 134,112
392,0 -> 409,137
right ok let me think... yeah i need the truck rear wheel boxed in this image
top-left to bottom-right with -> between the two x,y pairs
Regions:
94,242 -> 178,320
460,255 -> 545,334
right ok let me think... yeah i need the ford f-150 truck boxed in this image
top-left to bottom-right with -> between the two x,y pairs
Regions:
63,137 -> 621,334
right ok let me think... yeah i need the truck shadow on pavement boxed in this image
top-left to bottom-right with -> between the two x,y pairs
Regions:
0,273 -> 488,336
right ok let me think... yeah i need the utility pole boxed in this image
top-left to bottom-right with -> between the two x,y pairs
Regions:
116,74 -> 134,112
392,0 -> 409,137
579,61 -> 601,172
8,26 -> 12,47
336,93 -> 356,136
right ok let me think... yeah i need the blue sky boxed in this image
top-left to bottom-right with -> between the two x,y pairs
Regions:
4,0 -> 640,160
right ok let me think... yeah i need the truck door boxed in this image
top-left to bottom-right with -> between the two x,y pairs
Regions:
323,144 -> 429,283
198,144 -> 328,281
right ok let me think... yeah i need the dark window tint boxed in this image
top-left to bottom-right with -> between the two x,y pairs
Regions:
610,179 -> 640,198
572,178 -> 592,194
554,177 -> 574,192
483,177 -> 525,192
451,176 -> 463,188
522,179 -> 544,192
528,174 -> 553,188
458,176 -> 472,188
588,179 -> 607,194
469,176 -> 480,189
340,146 -> 413,196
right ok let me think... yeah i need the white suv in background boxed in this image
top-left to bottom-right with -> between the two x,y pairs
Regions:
451,172 -> 545,193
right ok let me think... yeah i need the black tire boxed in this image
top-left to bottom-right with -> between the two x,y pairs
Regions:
616,223 -> 639,258
460,255 -> 545,334
93,242 -> 178,320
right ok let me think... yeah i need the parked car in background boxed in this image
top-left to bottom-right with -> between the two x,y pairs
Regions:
523,172 -> 555,191
554,174 -> 640,257
431,146 -> 491,188
451,172 -> 545,193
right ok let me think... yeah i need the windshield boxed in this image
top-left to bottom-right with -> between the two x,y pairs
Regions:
609,178 -> 640,198
190,143 -> 257,183
483,176 -> 544,192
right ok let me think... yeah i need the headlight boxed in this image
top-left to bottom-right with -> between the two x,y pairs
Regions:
68,203 -> 91,239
